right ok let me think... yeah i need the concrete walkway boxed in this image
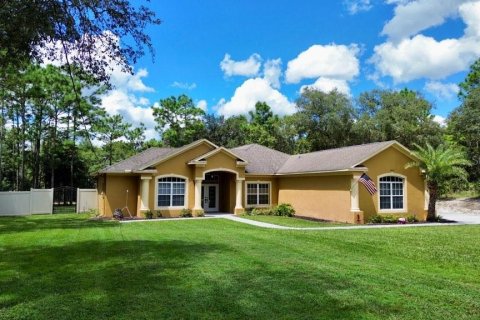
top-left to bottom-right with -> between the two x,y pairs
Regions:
439,212 -> 480,224
120,213 -> 480,230
222,215 -> 477,230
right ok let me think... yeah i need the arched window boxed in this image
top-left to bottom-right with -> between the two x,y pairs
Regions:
379,176 -> 405,210
157,177 -> 186,207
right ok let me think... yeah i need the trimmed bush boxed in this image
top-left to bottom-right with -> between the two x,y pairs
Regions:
251,208 -> 273,216
195,210 -> 205,217
273,203 -> 296,217
407,215 -> 418,223
144,210 -> 153,219
179,208 -> 193,217
368,215 -> 383,224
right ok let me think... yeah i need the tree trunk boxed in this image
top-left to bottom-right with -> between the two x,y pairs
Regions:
427,182 -> 438,222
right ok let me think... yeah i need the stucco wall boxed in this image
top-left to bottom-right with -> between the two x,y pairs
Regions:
103,175 -> 139,217
359,146 -> 426,221
278,175 -> 353,222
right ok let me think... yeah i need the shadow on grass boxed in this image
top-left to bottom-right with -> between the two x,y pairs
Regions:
0,238 -> 385,319
0,214 -> 116,234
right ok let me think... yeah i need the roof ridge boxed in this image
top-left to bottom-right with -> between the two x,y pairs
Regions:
231,143 -> 291,156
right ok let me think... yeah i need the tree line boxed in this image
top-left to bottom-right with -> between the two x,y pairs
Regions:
1,58 -> 479,193
0,1 -> 478,195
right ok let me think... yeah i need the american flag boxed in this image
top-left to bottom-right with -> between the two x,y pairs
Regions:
359,173 -> 377,195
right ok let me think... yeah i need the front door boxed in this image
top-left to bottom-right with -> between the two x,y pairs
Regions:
201,184 -> 219,212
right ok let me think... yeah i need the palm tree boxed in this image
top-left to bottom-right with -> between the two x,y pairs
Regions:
406,143 -> 471,222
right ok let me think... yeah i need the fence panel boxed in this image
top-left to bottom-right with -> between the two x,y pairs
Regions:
76,189 -> 98,213
0,192 -> 31,216
30,189 -> 53,214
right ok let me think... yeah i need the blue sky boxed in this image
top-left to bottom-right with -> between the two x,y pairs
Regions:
102,0 -> 480,139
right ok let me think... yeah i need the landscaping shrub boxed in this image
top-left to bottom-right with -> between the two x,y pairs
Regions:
144,210 -> 153,219
382,215 -> 398,224
273,203 -> 296,217
251,208 -> 273,215
179,208 -> 193,217
153,210 -> 163,218
368,215 -> 383,224
407,215 -> 418,223
195,210 -> 205,217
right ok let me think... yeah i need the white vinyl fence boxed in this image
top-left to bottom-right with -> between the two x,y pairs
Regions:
0,189 -> 54,216
76,189 -> 97,213
0,188 -> 98,216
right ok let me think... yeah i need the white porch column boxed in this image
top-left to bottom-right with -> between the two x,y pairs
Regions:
194,178 -> 203,211
350,175 -> 361,212
235,179 -> 244,212
140,176 -> 152,210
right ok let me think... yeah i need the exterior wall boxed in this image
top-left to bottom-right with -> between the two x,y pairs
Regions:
359,146 -> 427,221
244,176 -> 279,208
278,175 -> 353,223
103,175 -> 139,217
147,142 -> 215,217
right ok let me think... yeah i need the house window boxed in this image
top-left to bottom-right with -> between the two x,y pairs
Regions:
379,176 -> 404,210
246,182 -> 270,206
157,177 -> 186,207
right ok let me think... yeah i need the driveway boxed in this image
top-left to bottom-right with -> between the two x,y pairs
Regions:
437,198 -> 480,224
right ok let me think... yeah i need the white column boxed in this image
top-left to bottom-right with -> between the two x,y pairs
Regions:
140,176 -> 152,210
350,175 -> 361,212
194,178 -> 203,210
235,179 -> 243,211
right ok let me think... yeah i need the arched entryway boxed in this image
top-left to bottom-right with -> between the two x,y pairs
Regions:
201,170 -> 237,213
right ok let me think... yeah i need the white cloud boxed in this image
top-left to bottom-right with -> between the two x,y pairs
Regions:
217,78 -> 295,117
220,53 -> 262,77
300,77 -> 351,95
425,81 -> 459,100
197,100 -> 208,112
382,0 -> 469,41
433,115 -> 447,126
263,59 -> 282,89
171,81 -> 197,90
371,1 -> 480,83
344,0 -> 373,14
285,44 -> 360,83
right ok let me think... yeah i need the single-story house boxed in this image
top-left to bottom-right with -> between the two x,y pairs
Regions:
97,139 -> 428,223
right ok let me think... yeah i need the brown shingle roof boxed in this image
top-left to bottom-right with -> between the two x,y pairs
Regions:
229,144 -> 290,174
277,141 -> 395,174
100,147 -> 177,173
100,139 -> 404,175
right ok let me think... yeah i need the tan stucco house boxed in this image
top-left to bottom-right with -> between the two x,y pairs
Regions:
97,139 -> 428,223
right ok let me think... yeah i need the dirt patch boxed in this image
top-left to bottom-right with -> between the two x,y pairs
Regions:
437,198 -> 480,215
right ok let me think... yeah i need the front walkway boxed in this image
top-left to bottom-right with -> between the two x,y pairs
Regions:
222,215 -> 477,230
120,213 -> 480,230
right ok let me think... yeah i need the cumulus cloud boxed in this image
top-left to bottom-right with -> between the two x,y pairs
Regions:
263,59 -> 282,89
220,53 -> 262,77
217,78 -> 295,117
196,100 -> 208,112
344,0 -> 373,14
382,0 -> 470,41
285,44 -> 360,83
433,115 -> 447,126
372,1 -> 480,83
171,81 -> 197,90
424,81 -> 459,100
96,59 -> 159,140
300,77 -> 351,95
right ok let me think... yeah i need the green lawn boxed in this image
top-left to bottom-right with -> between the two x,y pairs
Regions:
1,214 -> 479,319
240,214 -> 350,227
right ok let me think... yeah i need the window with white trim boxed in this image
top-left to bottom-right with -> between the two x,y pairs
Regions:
247,183 -> 270,206
157,177 -> 186,207
379,176 -> 404,210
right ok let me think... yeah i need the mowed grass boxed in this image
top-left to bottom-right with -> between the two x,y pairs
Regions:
0,214 -> 479,319
240,215 -> 350,227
